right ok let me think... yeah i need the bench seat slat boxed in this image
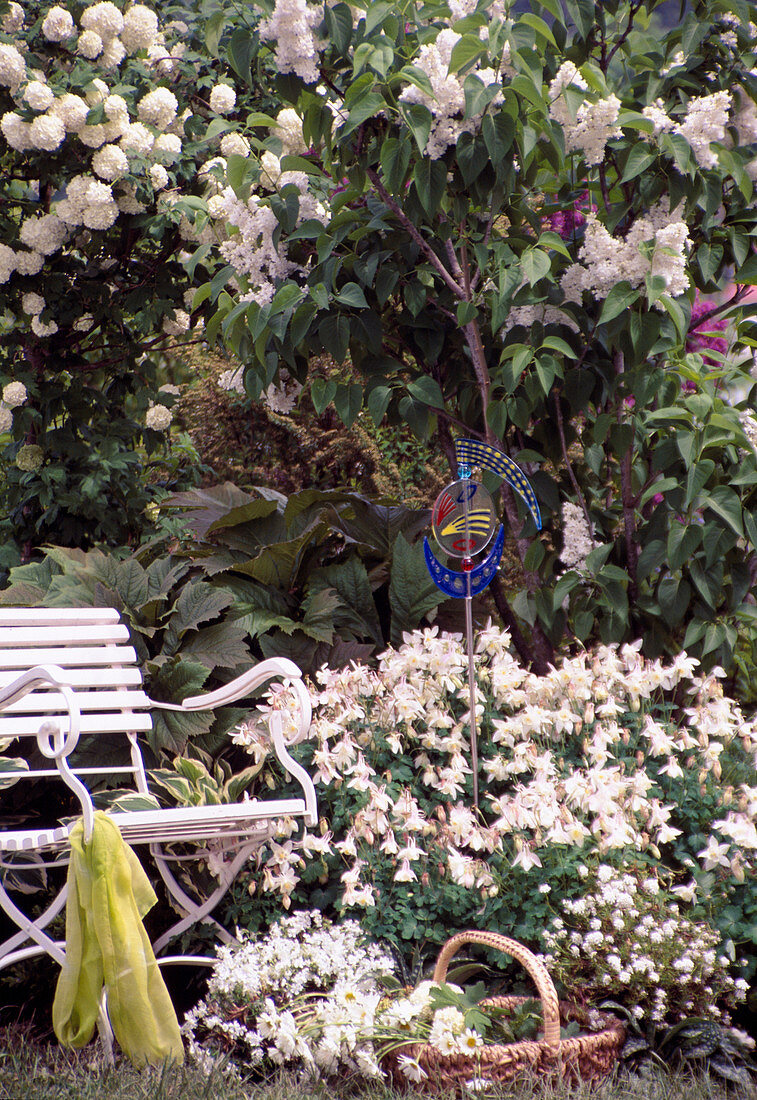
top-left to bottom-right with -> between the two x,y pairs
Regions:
0,625 -> 130,648
0,712 -> 153,737
0,799 -> 309,851
0,646 -> 138,669
0,690 -> 151,715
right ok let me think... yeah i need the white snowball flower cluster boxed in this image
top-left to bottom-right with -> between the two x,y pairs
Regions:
274,108 -> 307,155
18,213 -> 69,256
399,28 -> 503,158
0,405 -> 12,433
674,90 -> 732,169
208,83 -> 236,115
23,80 -> 55,112
145,404 -> 172,430
548,62 -> 622,165
258,0 -> 324,84
0,42 -> 26,89
561,200 -> 690,306
21,293 -> 45,316
91,143 -> 129,181
2,381 -> 28,408
121,4 -> 159,51
137,88 -> 178,130
1,3 -> 24,34
220,132 -> 251,158
41,6 -> 75,42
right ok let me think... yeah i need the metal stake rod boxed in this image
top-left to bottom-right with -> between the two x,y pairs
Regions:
460,463 -> 479,810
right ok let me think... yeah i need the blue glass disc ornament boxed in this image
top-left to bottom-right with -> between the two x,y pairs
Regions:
423,439 -> 541,808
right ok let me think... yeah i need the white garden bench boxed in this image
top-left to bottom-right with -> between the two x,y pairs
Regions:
0,606 -> 318,975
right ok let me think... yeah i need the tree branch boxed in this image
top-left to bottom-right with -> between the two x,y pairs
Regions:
366,166 -> 466,300
615,349 -> 639,601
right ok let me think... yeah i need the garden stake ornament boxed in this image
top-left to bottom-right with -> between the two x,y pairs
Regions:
424,439 -> 542,808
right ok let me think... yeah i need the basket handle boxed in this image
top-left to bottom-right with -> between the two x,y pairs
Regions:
432,930 -> 561,1047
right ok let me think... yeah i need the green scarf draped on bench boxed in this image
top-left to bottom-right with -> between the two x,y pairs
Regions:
52,812 -> 184,1067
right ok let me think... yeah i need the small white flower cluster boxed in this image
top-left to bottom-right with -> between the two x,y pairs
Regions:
399,29 -> 503,159
145,404 -> 172,430
184,910 -> 396,1078
561,199 -> 690,306
548,62 -> 622,166
559,501 -> 595,573
258,0 -> 324,84
0,379 -> 27,432
544,866 -> 748,1024
263,369 -> 302,415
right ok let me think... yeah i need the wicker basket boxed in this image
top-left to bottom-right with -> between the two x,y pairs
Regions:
383,931 -> 626,1094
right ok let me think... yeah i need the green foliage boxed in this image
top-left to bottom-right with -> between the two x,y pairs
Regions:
185,0 -> 757,676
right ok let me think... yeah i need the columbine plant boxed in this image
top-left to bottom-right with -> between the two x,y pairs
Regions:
543,865 -> 749,1026
221,625 -> 757,985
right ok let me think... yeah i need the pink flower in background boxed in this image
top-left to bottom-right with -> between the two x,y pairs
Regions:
546,190 -> 597,240
686,289 -> 728,365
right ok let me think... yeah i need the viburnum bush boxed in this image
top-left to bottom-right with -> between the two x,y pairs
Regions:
0,0 -> 267,550
207,625 -> 757,994
181,0 -> 757,675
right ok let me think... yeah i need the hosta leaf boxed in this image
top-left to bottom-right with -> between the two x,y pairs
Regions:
0,758 -> 29,790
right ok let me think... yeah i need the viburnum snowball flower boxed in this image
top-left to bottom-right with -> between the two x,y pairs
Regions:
121,4 -> 159,51
1,2 -> 24,33
0,405 -> 12,433
101,38 -> 126,68
23,80 -> 55,112
153,132 -> 182,163
22,293 -> 45,316
137,88 -> 178,130
82,201 -> 119,229
15,444 -> 44,471
29,113 -> 66,151
0,43 -> 26,88
220,132 -> 250,157
149,163 -> 169,189
42,6 -> 75,42
145,404 -> 172,429
104,94 -> 129,122
79,123 -> 109,149
209,84 -> 236,115
274,107 -> 307,155
77,30 -> 104,59
19,214 -> 68,255
85,78 -> 109,106
31,316 -> 58,337
14,250 -> 44,275
2,381 -> 27,408
92,143 -> 129,180
120,121 -> 154,155
115,183 -> 145,213
162,310 -> 190,335
81,2 -> 124,41
51,94 -> 90,133
0,243 -> 15,284
1,111 -> 33,150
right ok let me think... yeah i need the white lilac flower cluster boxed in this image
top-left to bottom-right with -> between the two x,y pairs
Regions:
548,62 -> 622,166
183,910 -> 396,1079
0,1 -> 190,312
543,866 -> 749,1025
399,28 -> 504,159
237,626 -> 756,913
561,199 -> 690,307
639,90 -> 732,170
258,0 -> 324,84
559,501 -> 595,572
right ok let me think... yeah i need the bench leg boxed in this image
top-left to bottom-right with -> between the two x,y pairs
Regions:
149,839 -> 265,955
0,880 -> 67,968
0,884 -> 68,969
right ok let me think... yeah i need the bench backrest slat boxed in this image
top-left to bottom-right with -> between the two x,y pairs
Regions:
0,667 -> 144,689
0,625 -> 130,648
0,646 -> 139,669
1,689 -> 151,714
0,711 -> 153,738
0,608 -> 122,627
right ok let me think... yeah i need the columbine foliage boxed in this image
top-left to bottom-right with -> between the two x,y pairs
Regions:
188,0 -> 757,675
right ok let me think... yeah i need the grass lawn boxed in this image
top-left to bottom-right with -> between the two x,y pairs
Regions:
0,1028 -> 747,1100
